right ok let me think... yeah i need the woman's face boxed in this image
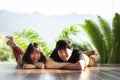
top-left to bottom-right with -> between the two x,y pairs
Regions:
30,51 -> 40,63
58,48 -> 73,61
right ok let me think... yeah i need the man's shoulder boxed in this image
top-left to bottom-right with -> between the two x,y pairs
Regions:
50,49 -> 59,59
73,49 -> 83,54
51,49 -> 57,55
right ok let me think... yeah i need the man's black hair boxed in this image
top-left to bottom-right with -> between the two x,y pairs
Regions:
55,39 -> 72,50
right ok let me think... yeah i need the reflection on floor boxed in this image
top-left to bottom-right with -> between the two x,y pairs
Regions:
0,62 -> 120,80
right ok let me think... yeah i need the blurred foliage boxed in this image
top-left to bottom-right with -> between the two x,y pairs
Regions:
0,33 -> 15,62
79,13 -> 120,63
14,29 -> 52,57
56,25 -> 93,51
110,13 -> 120,63
56,25 -> 79,41
1,13 -> 120,64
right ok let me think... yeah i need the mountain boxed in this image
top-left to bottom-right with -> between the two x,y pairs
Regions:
0,10 -> 98,46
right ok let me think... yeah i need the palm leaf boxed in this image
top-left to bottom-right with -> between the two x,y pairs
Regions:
56,25 -> 91,50
56,24 -> 79,42
80,20 -> 107,63
14,29 -> 52,57
0,33 -> 15,62
98,16 -> 112,63
110,13 -> 120,63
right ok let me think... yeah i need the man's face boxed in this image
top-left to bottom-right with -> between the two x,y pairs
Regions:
58,48 -> 73,61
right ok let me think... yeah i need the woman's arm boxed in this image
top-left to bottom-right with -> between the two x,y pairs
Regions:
23,62 -> 45,69
45,58 -> 69,69
23,64 -> 36,69
34,62 -> 45,69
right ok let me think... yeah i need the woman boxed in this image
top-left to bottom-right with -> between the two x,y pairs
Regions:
6,36 -> 46,69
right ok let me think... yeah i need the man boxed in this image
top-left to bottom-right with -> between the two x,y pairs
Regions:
46,39 -> 99,70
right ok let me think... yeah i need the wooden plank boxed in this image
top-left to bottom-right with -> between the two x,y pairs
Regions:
0,62 -> 120,80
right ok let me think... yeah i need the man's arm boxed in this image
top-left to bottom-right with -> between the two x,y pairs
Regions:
63,60 -> 86,70
45,58 -> 69,69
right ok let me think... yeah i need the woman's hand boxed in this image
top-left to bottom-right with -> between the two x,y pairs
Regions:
34,62 -> 45,69
23,64 -> 36,69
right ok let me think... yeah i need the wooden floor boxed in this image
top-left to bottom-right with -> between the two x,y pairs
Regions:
0,62 -> 120,80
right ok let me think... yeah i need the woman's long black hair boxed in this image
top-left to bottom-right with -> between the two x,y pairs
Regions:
22,43 -> 46,64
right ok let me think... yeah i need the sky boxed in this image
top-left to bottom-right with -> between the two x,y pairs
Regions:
0,0 -> 120,47
0,0 -> 120,20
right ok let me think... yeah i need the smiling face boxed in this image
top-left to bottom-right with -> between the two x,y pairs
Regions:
30,51 -> 40,63
58,48 -> 73,61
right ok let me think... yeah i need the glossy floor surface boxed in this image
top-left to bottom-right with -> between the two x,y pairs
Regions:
0,62 -> 120,80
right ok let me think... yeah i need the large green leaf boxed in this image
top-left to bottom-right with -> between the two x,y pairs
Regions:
56,24 -> 79,42
0,33 -> 15,62
98,16 -> 112,62
81,20 -> 107,63
110,13 -> 120,63
14,29 -> 52,58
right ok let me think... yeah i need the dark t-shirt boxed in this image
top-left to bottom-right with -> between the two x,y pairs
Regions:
50,49 -> 85,63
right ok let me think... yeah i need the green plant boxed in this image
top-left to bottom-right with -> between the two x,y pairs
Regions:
79,13 -> 120,63
0,33 -> 15,62
109,13 -> 120,63
14,29 -> 52,57
56,25 -> 93,51
56,25 -> 79,41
